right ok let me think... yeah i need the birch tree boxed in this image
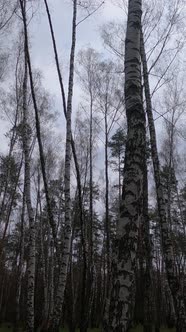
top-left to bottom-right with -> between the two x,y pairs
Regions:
76,49 -> 99,332
14,183 -> 26,332
108,0 -> 146,330
141,26 -> 186,332
22,35 -> 36,332
50,1 -> 77,330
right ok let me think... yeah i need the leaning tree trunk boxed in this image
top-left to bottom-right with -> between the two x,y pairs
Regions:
43,6 -> 88,330
43,0 -> 87,284
51,1 -> 77,331
43,7 -> 88,328
20,0 -> 58,261
108,0 -> 146,330
20,0 -> 57,329
14,184 -> 26,332
22,33 -> 36,332
140,29 -> 186,331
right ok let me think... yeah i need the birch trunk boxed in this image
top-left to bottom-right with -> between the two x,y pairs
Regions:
103,109 -> 111,330
142,144 -> 153,332
51,1 -> 77,330
109,0 -> 145,330
140,29 -> 186,331
80,95 -> 94,332
14,184 -> 26,331
166,111 -> 175,232
48,239 -> 54,322
43,0 -> 86,273
89,97 -> 93,270
43,7 -> 87,323
40,202 -> 49,325
20,0 -> 58,259
161,271 -> 176,327
22,35 -> 36,332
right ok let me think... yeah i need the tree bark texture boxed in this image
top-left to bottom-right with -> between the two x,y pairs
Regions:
140,29 -> 186,331
51,1 -> 77,330
22,31 -> 36,332
142,144 -> 153,332
14,185 -> 26,331
109,1 -> 145,330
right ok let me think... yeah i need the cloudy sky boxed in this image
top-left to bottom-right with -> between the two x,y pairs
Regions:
31,0 -> 123,108
29,0 -> 125,188
13,0 -> 124,214
0,0 -> 124,163
1,0 -> 186,212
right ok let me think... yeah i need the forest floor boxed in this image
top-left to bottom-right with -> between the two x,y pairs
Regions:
0,323 -> 176,332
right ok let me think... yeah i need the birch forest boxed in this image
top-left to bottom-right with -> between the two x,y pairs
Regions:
1,0 -> 186,331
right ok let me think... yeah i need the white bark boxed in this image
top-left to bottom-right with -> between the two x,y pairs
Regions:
15,186 -> 26,329
109,0 -> 145,330
51,1 -> 77,330
22,42 -> 36,332
141,28 -> 186,331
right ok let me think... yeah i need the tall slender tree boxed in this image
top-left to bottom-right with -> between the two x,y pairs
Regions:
109,0 -> 146,330
140,27 -> 186,331
51,1 -> 77,331
22,24 -> 36,332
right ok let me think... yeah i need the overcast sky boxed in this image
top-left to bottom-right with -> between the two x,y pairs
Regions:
30,0 -> 124,191
22,0 -> 125,214
0,0 -> 124,157
31,0 -> 123,108
1,0 -> 186,213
